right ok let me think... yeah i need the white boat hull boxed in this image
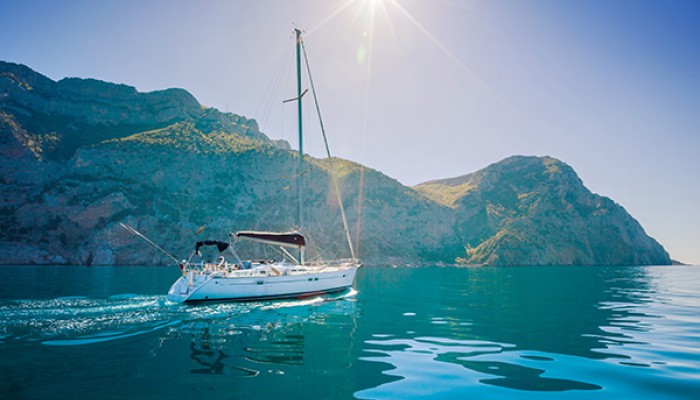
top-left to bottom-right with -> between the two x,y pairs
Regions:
167,265 -> 357,303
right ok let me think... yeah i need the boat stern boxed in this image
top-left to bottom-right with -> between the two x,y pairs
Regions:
167,275 -> 193,303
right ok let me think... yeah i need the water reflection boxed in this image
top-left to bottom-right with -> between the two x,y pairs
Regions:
169,292 -> 367,399
1,265 -> 699,400
0,286 -> 363,399
354,266 -> 694,398
180,295 -> 358,377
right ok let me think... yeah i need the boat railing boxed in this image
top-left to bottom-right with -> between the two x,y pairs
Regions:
182,260 -> 292,276
305,258 -> 360,268
181,257 -> 358,278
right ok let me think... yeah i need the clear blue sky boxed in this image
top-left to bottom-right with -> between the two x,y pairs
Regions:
2,0 -> 699,264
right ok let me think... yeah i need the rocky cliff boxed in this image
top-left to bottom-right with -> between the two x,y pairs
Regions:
0,61 -> 459,265
0,61 -> 671,266
0,61 -> 265,161
414,156 -> 671,265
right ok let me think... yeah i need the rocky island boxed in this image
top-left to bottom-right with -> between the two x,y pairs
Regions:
0,61 -> 671,266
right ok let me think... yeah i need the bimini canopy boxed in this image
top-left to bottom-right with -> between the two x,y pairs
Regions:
234,231 -> 306,248
195,240 -> 230,257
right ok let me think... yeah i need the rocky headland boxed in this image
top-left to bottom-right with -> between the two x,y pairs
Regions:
0,61 -> 672,266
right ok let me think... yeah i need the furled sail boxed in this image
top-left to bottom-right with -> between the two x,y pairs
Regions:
235,231 -> 306,248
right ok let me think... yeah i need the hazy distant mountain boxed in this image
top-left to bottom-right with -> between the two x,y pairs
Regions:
0,61 -> 671,266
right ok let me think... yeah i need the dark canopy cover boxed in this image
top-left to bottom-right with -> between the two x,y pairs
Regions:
235,231 -> 306,248
195,240 -> 230,256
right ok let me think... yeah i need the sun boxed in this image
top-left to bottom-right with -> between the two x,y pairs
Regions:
367,0 -> 389,16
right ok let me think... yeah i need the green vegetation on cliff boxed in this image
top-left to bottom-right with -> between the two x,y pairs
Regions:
0,61 -> 672,266
414,156 -> 671,265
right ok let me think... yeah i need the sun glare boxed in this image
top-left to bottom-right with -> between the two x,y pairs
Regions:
303,0 -> 496,256
307,0 -> 468,76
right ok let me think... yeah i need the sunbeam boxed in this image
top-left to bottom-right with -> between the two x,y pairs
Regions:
384,0 -> 497,99
305,0 -> 357,37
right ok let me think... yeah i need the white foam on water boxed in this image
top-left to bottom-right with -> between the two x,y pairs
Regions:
42,320 -> 180,346
1,286 -> 360,346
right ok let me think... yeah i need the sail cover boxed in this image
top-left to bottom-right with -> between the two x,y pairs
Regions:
195,240 -> 230,256
235,231 -> 306,248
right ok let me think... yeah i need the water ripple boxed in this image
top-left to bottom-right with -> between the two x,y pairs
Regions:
357,335 -> 604,399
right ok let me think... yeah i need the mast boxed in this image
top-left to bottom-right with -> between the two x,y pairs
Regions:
295,28 -> 304,264
290,28 -> 357,263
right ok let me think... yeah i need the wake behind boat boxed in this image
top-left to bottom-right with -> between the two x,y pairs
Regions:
125,29 -> 360,303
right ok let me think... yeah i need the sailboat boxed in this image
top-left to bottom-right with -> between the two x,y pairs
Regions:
165,29 -> 360,303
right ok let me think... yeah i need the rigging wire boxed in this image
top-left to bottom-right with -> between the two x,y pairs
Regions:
300,38 -> 357,260
254,36 -> 294,131
248,37 -> 298,231
120,223 -> 179,264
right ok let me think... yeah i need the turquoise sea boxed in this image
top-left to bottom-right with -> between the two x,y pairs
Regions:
1,265 -> 699,399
